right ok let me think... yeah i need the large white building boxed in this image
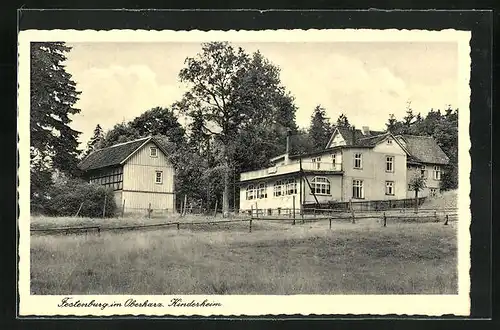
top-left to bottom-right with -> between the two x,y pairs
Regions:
239,126 -> 450,213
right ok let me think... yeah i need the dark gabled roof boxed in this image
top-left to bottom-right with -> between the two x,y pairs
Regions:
396,135 -> 450,165
78,136 -> 162,171
356,133 -> 392,147
333,126 -> 386,147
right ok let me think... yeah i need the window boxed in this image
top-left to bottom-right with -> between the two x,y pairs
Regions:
385,181 -> 394,195
155,171 -> 163,184
312,157 -> 321,169
433,166 -> 441,180
311,177 -> 331,195
150,146 -> 158,157
430,188 -> 438,197
273,180 -> 284,197
408,184 -> 413,191
420,165 -> 427,178
246,184 -> 256,200
354,153 -> 362,169
352,180 -> 364,199
286,178 -> 297,195
257,182 -> 267,199
387,138 -> 393,144
386,156 -> 394,172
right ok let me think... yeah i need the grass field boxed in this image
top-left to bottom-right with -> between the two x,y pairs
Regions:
30,216 -> 458,295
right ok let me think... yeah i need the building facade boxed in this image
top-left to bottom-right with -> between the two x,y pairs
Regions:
78,136 -> 176,213
239,126 -> 449,212
395,135 -> 450,198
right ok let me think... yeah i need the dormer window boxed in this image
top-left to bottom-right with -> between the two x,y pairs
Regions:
387,138 -> 393,144
150,146 -> 158,157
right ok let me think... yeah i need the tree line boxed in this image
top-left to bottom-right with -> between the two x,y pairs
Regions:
30,42 -> 458,217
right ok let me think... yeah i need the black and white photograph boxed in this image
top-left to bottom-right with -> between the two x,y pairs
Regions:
18,28 -> 471,316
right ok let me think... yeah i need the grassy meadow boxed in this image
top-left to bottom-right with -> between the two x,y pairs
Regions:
30,216 -> 458,295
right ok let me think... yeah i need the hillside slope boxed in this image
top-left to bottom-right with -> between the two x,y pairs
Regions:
422,190 -> 458,209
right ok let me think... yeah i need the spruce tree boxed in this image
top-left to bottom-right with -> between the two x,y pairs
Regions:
30,42 -> 82,201
84,124 -> 105,156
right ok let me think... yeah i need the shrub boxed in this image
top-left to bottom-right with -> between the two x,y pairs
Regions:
43,178 -> 117,218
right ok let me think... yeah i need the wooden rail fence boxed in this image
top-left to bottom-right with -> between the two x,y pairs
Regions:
31,209 -> 458,236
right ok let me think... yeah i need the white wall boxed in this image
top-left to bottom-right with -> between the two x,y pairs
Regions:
121,142 -> 175,210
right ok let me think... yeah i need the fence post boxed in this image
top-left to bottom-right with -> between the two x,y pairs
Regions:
292,195 -> 296,222
444,214 -> 449,225
122,199 -> 126,217
183,195 -> 187,216
102,194 -> 107,218
255,202 -> 259,219
148,203 -> 152,219
434,210 -> 438,222
329,218 -> 332,230
177,222 -> 180,230
249,218 -> 252,233
213,200 -> 218,218
250,204 -> 254,219
351,201 -> 355,224
75,202 -> 84,217
383,212 -> 387,227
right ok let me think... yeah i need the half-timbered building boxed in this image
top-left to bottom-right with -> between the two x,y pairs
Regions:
78,136 -> 175,213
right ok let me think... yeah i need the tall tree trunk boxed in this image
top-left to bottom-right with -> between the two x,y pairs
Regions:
222,163 -> 230,218
221,142 -> 230,218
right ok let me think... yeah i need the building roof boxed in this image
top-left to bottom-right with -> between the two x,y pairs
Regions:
287,130 -> 397,160
396,135 -> 450,165
335,126 -> 386,146
355,133 -> 392,147
78,136 -> 163,171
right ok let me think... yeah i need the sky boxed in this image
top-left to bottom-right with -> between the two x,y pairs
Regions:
63,41 -> 458,148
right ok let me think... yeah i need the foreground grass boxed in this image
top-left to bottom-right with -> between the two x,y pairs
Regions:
30,220 -> 457,295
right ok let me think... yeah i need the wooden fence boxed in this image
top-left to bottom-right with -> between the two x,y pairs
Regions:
31,207 -> 458,236
302,197 -> 427,212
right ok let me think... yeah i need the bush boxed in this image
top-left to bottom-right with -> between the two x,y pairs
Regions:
43,178 -> 117,218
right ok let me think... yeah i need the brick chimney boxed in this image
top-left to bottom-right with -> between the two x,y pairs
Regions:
351,126 -> 356,145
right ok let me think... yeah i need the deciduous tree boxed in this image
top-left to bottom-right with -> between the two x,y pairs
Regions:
176,42 -> 298,217
409,174 -> 426,212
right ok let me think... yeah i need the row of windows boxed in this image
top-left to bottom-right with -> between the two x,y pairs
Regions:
309,153 -> 442,178
90,170 -> 164,190
245,177 -> 397,200
89,167 -> 124,191
352,180 -> 395,199
407,165 -> 442,180
246,179 -> 298,200
352,153 -> 395,172
311,155 -> 342,170
90,173 -> 123,185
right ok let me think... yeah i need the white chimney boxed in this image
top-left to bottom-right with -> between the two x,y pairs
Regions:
362,126 -> 370,135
